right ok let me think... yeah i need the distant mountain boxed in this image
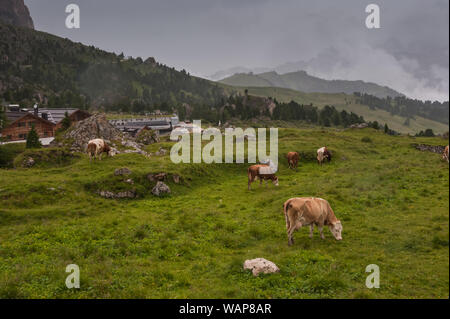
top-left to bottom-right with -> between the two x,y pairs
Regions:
0,0 -> 34,29
219,70 -> 403,99
207,66 -> 271,81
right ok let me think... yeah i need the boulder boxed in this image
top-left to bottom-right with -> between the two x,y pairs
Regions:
136,129 -> 160,145
243,258 -> 280,276
147,172 -> 167,182
114,167 -> 132,176
23,157 -> 35,168
97,190 -> 136,199
154,147 -> 168,156
151,181 -> 171,196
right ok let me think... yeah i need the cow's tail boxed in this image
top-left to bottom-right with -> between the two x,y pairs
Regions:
283,198 -> 293,216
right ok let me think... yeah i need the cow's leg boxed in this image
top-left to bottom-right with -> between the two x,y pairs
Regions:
248,173 -> 256,190
288,220 -> 302,246
309,224 -> 314,238
285,212 -> 290,231
318,226 -> 325,239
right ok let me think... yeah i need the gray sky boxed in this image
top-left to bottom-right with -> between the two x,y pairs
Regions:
25,0 -> 449,101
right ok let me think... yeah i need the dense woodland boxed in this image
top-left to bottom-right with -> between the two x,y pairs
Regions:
0,22 -> 226,112
354,92 -> 449,125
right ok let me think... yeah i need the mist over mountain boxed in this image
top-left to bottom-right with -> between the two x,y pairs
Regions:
219,70 -> 403,99
0,22 -> 226,113
0,0 -> 34,29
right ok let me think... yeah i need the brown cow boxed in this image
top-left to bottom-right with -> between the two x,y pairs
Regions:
283,197 -> 342,246
287,152 -> 300,170
317,146 -> 332,165
87,138 -> 111,161
248,164 -> 279,190
443,145 -> 449,163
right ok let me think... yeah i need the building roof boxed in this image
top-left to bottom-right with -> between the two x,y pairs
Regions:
4,111 -> 54,126
5,111 -> 27,123
37,108 -> 86,124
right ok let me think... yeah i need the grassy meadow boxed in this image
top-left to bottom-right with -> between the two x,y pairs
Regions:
0,127 -> 448,298
231,86 -> 449,135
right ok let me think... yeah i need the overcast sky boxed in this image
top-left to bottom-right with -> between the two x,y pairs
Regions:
25,0 -> 449,101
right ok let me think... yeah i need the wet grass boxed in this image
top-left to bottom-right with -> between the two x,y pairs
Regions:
0,127 -> 448,298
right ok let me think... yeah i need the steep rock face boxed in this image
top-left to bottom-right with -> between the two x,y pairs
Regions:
0,0 -> 34,29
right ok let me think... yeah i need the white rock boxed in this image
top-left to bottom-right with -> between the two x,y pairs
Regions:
243,258 -> 280,276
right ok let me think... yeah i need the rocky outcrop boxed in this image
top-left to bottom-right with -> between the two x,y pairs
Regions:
243,258 -> 280,276
52,113 -> 151,157
349,123 -> 368,129
412,144 -> 446,154
53,113 -> 123,152
0,0 -> 34,29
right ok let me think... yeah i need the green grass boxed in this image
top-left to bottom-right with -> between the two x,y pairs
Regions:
0,128 -> 448,298
228,86 -> 449,134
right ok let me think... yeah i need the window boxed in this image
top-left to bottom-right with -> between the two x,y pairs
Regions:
18,122 -> 26,127
6,135 -> 12,140
44,131 -> 48,137
28,121 -> 35,127
19,133 -> 27,139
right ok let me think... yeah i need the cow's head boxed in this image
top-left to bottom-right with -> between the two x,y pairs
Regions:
272,176 -> 279,186
104,143 -> 112,156
329,220 -> 343,240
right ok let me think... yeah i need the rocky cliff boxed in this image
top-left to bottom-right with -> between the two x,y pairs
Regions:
0,0 -> 34,29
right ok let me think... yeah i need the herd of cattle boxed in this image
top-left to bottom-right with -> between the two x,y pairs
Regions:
247,146 -> 340,244
87,138 -> 448,245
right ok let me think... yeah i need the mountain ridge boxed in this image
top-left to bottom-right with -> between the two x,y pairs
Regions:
219,70 -> 403,99
0,0 -> 34,29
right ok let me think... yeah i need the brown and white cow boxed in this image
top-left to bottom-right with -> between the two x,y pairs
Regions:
247,164 -> 279,190
283,197 -> 343,246
317,146 -> 332,165
443,145 -> 449,163
287,152 -> 300,170
87,138 -> 111,161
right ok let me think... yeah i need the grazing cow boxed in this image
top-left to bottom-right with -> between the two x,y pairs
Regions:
247,164 -> 279,190
287,152 -> 300,170
283,197 -> 342,246
443,145 -> 449,163
87,138 -> 111,161
317,146 -> 332,165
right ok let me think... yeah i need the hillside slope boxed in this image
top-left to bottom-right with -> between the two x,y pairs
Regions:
0,128 -> 448,298
220,70 -> 403,99
0,22 -> 225,112
229,86 -> 449,134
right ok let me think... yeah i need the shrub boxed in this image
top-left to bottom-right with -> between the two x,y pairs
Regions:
0,143 -> 26,168
26,124 -> 42,149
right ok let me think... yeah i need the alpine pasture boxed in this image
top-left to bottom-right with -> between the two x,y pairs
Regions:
0,128 -> 448,298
